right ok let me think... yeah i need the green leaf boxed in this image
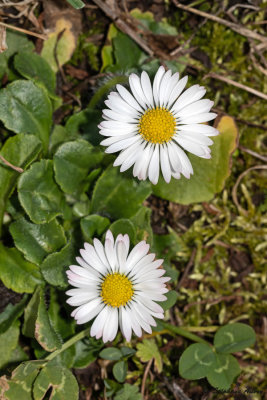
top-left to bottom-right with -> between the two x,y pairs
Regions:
0,80 -> 52,151
66,0 -> 85,8
73,338 -> 102,369
136,339 -> 162,373
114,383 -> 142,400
113,360 -> 127,383
130,206 -> 153,245
120,347 -> 136,357
81,215 -> 110,241
0,244 -> 43,293
207,353 -> 241,390
100,347 -> 123,361
0,295 -> 28,334
53,139 -> 103,194
109,219 -> 136,244
214,323 -> 256,354
0,361 -> 45,400
0,320 -> 20,369
23,287 -> 62,352
14,52 -> 56,96
10,217 -> 66,265
65,108 -> 102,146
0,134 -> 42,235
49,124 -> 78,155
160,290 -> 178,311
91,166 -> 151,219
153,116 -> 238,204
0,31 -> 34,79
33,363 -> 79,400
18,160 -> 64,224
40,241 -> 75,288
179,343 -> 215,380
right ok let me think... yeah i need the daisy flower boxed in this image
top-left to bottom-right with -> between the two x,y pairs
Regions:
99,66 -> 219,184
66,230 -> 170,343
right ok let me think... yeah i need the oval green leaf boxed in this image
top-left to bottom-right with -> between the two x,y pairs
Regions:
113,360 -> 128,383
91,166 -> 151,219
14,52 -> 56,96
109,219 -> 136,244
18,160 -> 64,224
33,364 -> 78,400
207,353 -> 241,390
10,217 -> 66,265
214,323 -> 256,354
0,244 -> 43,293
81,214 -> 110,241
100,347 -> 123,361
0,80 -> 52,151
179,343 -> 216,380
53,139 -> 103,194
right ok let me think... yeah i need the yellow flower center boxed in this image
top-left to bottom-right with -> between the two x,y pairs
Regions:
138,107 -> 176,144
101,273 -> 134,308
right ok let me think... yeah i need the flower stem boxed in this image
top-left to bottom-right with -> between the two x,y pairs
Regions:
45,327 -> 91,361
161,321 -> 210,345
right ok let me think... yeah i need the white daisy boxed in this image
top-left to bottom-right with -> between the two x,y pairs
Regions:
66,230 -> 170,343
99,66 -> 219,184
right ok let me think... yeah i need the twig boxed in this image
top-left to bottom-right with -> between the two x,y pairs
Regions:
141,358 -> 153,398
239,145 -> 267,163
0,24 -> 7,52
172,0 -> 267,44
232,165 -> 267,215
0,0 -> 35,7
177,248 -> 196,290
163,378 -> 191,400
0,21 -> 46,40
205,72 -> 267,101
0,155 -> 23,173
91,0 -> 154,56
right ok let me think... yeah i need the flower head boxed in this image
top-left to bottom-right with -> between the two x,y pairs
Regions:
66,230 -> 170,342
99,66 -> 219,184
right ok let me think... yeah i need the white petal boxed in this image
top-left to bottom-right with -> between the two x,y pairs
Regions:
76,257 -> 102,279
126,306 -> 142,337
99,120 -> 136,130
101,133 -> 136,147
105,97 -> 140,117
116,240 -> 128,273
162,72 -> 180,107
166,76 -> 188,108
81,243 -> 107,274
131,307 -> 152,334
168,142 -> 193,178
177,131 -> 213,146
105,238 -> 117,272
176,99 -> 214,118
179,124 -> 219,136
148,144 -> 160,185
68,265 -> 99,281
137,143 -> 154,181
176,137 -> 211,157
113,139 -> 144,167
93,238 -> 110,269
90,306 -> 109,338
103,108 -> 138,123
105,135 -> 140,154
128,253 -> 156,278
160,144 -> 172,183
116,84 -> 143,112
153,66 -> 165,106
178,112 -> 217,124
171,85 -> 206,114
75,298 -> 104,324
125,241 -> 150,273
134,302 -> 157,327
67,291 -> 98,306
141,71 -> 154,108
103,307 -> 118,342
129,73 -> 148,109
135,296 -> 164,313
120,141 -> 146,173
158,70 -> 172,107
119,307 -> 132,342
